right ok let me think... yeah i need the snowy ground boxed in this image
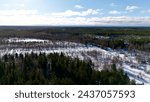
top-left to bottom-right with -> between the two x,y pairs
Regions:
123,64 -> 150,84
0,38 -> 150,84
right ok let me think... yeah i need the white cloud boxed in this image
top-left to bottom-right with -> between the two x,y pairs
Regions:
126,6 -> 138,12
110,3 -> 117,7
3,3 -> 25,8
109,10 -> 121,15
0,9 -> 38,16
51,9 -> 101,17
141,9 -> 150,13
17,3 -> 25,8
88,16 -> 150,26
75,5 -> 84,9
0,9 -> 149,26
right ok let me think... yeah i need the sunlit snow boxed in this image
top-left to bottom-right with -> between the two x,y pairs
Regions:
0,38 -> 150,84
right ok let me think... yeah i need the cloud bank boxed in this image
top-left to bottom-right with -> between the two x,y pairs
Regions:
0,8 -> 149,26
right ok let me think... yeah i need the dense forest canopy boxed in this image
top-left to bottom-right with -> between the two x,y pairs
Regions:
0,27 -> 150,36
0,27 -> 149,51
0,53 -> 135,85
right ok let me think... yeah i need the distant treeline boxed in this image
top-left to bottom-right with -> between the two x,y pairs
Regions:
0,27 -> 150,37
0,53 -> 135,85
0,27 -> 149,51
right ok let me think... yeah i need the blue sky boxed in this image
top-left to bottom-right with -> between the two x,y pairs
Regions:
0,0 -> 150,26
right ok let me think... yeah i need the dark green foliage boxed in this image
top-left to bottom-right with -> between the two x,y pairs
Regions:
0,53 -> 135,85
0,27 -> 150,51
97,64 -> 132,85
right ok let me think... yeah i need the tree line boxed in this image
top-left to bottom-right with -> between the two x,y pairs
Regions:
0,53 -> 135,85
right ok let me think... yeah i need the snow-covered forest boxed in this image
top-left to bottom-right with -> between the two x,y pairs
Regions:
0,37 -> 150,84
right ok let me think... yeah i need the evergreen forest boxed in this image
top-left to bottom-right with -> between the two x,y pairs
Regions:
0,53 -> 135,85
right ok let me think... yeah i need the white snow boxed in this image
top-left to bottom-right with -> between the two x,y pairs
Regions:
6,38 -> 49,43
123,64 -> 150,84
1,37 -> 150,84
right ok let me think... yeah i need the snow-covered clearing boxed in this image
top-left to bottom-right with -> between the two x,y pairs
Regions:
0,38 -> 150,84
